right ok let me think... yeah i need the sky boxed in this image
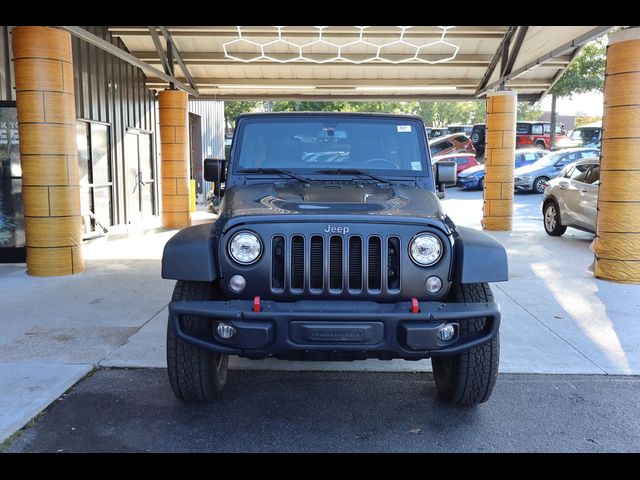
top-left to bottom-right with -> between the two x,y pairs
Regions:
539,91 -> 603,117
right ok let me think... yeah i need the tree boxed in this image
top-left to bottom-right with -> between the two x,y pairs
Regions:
224,101 -> 261,132
517,102 -> 543,121
548,38 -> 606,145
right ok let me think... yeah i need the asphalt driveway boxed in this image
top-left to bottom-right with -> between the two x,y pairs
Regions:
4,368 -> 640,453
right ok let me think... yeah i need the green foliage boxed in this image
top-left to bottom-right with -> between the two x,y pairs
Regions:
575,115 -> 602,127
224,101 -> 261,130
550,39 -> 606,98
517,102 -> 544,121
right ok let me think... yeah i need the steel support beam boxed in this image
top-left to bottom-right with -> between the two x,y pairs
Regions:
503,26 -> 529,77
476,26 -> 517,94
148,26 -> 171,75
59,26 -> 198,97
158,26 -> 198,93
477,26 -> 614,97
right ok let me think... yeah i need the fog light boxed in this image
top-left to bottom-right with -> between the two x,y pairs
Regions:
437,324 -> 456,342
229,274 -> 246,292
425,276 -> 443,294
217,323 -> 236,339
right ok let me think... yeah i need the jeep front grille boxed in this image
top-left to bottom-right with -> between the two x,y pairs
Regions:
271,234 -> 401,295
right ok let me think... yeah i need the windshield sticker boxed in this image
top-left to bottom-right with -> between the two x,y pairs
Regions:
397,125 -> 412,132
411,161 -> 422,170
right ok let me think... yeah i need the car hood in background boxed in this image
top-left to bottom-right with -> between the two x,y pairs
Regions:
515,162 -> 546,175
458,165 -> 485,177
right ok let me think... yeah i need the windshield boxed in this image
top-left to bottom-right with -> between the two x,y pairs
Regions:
234,116 -> 428,176
530,152 -> 563,168
570,128 -> 598,142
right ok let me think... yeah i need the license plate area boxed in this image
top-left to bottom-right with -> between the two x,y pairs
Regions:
290,322 -> 384,345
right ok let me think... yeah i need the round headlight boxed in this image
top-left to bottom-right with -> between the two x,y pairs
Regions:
409,233 -> 443,266
229,231 -> 262,265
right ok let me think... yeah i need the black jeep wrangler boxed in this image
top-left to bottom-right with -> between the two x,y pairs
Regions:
162,113 -> 508,405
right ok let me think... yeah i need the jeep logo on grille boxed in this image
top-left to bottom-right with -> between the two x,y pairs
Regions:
323,225 -> 350,235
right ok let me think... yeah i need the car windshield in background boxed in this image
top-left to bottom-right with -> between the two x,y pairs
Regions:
235,116 -> 427,175
534,152 -> 564,167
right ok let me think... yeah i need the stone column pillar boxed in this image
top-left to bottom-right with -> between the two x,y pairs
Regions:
12,26 -> 83,276
158,89 -> 191,229
482,90 -> 517,231
594,28 -> 640,283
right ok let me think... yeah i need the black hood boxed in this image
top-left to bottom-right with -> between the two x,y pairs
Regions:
219,181 -> 446,221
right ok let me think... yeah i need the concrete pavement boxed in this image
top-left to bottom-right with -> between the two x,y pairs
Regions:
1,190 -> 640,445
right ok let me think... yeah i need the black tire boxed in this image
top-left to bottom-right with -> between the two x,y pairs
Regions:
543,200 -> 567,236
533,176 -> 549,194
167,280 -> 229,402
431,282 -> 499,406
479,177 -> 485,191
534,141 -> 546,150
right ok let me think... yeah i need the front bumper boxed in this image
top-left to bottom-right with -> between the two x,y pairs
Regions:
514,178 -> 534,190
168,299 -> 500,361
457,176 -> 482,189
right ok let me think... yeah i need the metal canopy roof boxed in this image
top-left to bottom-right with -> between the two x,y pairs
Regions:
104,26 -> 614,102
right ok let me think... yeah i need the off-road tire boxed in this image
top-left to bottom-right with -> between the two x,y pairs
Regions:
535,141 -> 547,149
431,282 -> 499,406
167,280 -> 229,402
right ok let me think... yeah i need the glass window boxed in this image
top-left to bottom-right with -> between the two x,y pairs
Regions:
237,116 -> 426,174
544,124 -> 551,134
524,153 -> 539,161
570,163 -> 594,182
531,124 -> 543,135
454,156 -> 471,165
516,123 -> 530,134
91,123 -> 110,185
586,165 -> 600,185
430,141 -> 453,155
454,135 -> 469,143
581,150 -> 599,158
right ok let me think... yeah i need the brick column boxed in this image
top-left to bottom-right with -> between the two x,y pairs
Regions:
482,90 -> 517,231
594,28 -> 640,283
12,26 -> 84,276
158,89 -> 191,228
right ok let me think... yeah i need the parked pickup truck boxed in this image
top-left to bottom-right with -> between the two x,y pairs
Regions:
162,112 -> 508,406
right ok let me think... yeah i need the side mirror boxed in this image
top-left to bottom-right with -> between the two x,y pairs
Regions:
204,158 -> 227,196
434,161 -> 457,198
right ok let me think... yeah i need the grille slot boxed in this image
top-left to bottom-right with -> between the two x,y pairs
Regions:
348,236 -> 363,291
387,237 -> 401,291
272,236 -> 285,291
310,236 -> 324,291
329,236 -> 343,291
291,236 -> 304,291
368,236 -> 382,292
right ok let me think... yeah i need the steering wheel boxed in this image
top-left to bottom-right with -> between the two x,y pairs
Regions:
361,158 -> 399,169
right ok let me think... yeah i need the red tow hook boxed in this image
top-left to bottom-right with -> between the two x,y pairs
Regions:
411,297 -> 420,314
253,296 -> 261,312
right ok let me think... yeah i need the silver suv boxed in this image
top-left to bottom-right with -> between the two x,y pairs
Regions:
542,158 -> 600,236
514,148 -> 600,193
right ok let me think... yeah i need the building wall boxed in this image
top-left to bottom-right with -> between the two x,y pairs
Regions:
71,26 -> 159,225
1,25 -> 160,227
188,99 -> 225,199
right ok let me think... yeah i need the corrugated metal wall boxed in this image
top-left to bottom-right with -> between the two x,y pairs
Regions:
189,99 -> 225,198
0,26 -> 15,101
72,26 -> 159,225
1,26 -> 159,225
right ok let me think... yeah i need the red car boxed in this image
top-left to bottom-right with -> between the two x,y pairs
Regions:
516,121 -> 568,150
434,153 -> 479,174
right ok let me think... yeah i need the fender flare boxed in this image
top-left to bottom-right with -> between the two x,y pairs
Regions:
452,226 -> 509,283
161,223 -> 217,281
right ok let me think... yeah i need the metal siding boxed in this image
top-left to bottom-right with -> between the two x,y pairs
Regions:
1,26 -> 15,101
188,99 -> 225,198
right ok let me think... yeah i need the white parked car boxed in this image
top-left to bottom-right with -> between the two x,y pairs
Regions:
541,158 -> 600,236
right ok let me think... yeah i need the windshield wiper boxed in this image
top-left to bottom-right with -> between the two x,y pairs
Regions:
315,169 -> 391,185
237,168 -> 310,184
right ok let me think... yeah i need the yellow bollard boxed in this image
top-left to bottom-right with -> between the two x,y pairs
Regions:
189,179 -> 196,212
